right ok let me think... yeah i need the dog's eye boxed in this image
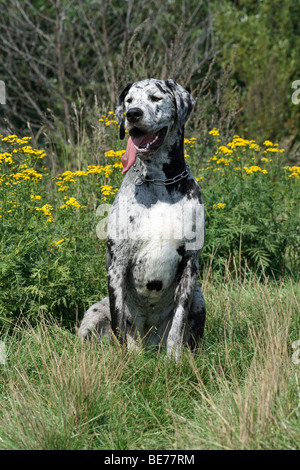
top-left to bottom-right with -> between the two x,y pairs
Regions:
150,95 -> 162,102
126,98 -> 133,104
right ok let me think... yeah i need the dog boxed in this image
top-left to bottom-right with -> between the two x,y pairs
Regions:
78,78 -> 206,360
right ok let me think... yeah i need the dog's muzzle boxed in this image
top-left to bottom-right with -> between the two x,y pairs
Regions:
126,107 -> 144,124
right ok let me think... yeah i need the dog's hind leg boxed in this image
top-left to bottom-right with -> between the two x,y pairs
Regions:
78,297 -> 111,341
187,283 -> 206,351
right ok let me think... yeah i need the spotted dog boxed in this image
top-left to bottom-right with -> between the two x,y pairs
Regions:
78,78 -> 206,360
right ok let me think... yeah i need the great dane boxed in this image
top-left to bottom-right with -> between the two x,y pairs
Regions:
78,78 -> 206,360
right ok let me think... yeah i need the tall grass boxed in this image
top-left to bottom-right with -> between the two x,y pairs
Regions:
0,272 -> 299,450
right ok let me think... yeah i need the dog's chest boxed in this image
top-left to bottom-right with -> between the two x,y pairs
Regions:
129,200 -> 184,297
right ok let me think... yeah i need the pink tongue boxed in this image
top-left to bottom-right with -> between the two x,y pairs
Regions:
121,133 -> 157,174
121,137 -> 138,174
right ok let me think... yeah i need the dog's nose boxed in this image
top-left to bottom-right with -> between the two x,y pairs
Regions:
126,107 -> 143,123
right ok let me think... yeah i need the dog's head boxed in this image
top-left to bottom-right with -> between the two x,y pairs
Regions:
115,79 -> 195,173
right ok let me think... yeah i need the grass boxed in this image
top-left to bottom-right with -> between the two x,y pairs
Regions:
0,271 -> 299,450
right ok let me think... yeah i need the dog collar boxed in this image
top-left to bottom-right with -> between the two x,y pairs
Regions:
133,162 -> 190,186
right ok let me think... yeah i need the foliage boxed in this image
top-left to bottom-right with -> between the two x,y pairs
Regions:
1,0 -> 299,156
213,0 -> 300,143
196,132 -> 300,275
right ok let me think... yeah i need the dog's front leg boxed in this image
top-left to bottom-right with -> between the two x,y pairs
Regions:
107,263 -> 127,344
167,253 -> 198,360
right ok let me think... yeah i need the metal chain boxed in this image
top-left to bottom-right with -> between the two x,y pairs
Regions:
133,162 -> 190,186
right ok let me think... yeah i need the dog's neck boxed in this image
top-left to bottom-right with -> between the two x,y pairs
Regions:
136,129 -> 186,181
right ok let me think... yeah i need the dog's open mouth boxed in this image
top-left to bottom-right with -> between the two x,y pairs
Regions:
121,127 -> 167,174
131,127 -> 167,152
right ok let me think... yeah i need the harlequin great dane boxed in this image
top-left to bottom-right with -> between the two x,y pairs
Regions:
78,78 -> 206,360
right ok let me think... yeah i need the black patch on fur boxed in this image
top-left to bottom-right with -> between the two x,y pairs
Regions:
177,245 -> 186,257
118,83 -> 133,103
116,82 -> 133,139
147,280 -> 163,291
155,82 -> 167,94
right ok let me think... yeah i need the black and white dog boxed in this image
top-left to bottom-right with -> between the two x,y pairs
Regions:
78,79 -> 206,360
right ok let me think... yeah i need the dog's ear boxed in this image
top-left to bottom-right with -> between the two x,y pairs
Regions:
115,82 -> 133,140
165,79 -> 195,128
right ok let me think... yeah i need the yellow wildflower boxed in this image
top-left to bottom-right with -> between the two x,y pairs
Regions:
100,185 -> 118,196
55,238 -> 68,245
105,150 -> 116,157
216,157 -> 232,165
218,146 -> 233,154
209,128 -> 220,136
243,166 -> 267,175
60,197 -> 83,209
102,165 -> 113,178
36,204 -> 54,223
284,166 -> 300,178
213,203 -> 226,210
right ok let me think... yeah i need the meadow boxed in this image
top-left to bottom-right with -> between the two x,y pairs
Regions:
0,115 -> 299,450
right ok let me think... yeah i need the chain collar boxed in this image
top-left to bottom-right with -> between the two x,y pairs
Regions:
133,162 -> 190,186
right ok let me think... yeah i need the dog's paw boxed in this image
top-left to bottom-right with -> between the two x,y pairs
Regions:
166,340 -> 182,362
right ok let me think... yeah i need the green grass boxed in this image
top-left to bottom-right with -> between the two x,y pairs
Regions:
0,272 -> 299,450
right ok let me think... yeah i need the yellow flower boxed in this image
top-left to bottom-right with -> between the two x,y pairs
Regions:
243,166 -> 267,175
102,165 -> 113,178
60,197 -> 83,209
114,150 -> 126,158
216,157 -> 232,165
55,238 -> 68,245
100,185 -> 118,196
73,170 -> 87,177
264,148 -> 279,153
284,166 -> 300,178
218,146 -> 233,154
30,194 -> 42,200
0,152 -> 13,164
36,204 -> 54,223
249,143 -> 260,151
209,128 -> 220,136
86,165 -> 103,175
105,150 -> 116,157
11,168 -> 43,183
213,203 -> 226,210
263,140 -> 273,146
